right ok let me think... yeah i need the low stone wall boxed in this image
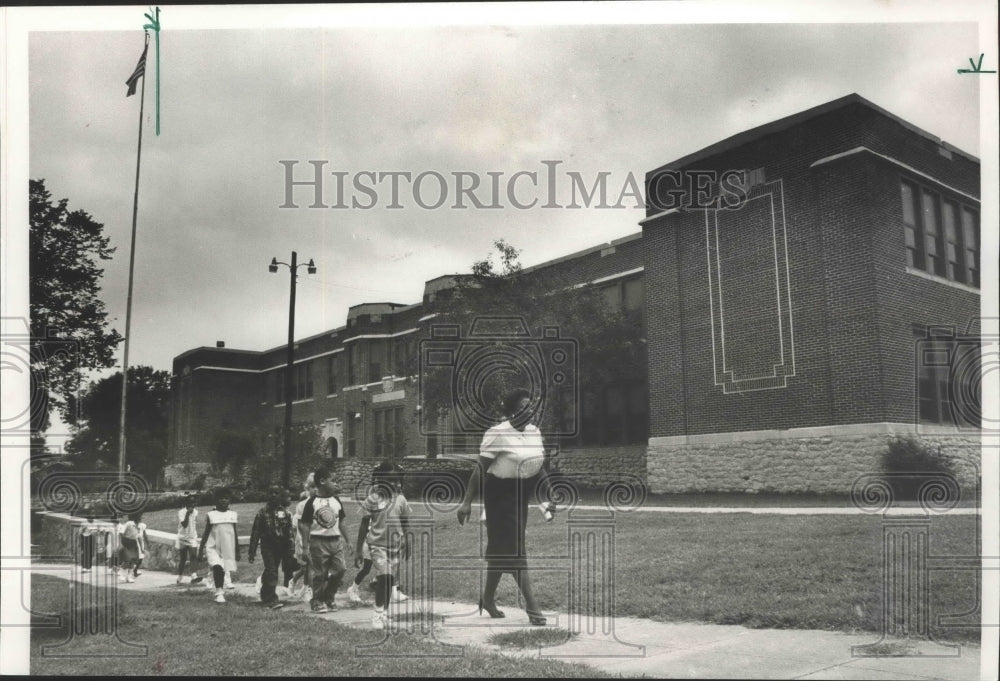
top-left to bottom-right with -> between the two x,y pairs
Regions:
33,512 -> 250,574
162,462 -> 229,489
647,424 -> 981,495
550,445 -> 647,489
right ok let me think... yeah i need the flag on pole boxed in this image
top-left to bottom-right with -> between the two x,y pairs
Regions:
125,41 -> 148,97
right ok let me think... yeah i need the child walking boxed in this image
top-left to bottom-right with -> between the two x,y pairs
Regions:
132,513 -> 149,578
120,513 -> 143,583
78,511 -> 99,573
299,467 -> 351,613
198,488 -> 240,604
175,494 -> 204,585
348,466 -> 409,605
278,489 -> 300,591
104,514 -> 124,578
248,486 -> 294,609
355,462 -> 411,630
289,475 -> 316,601
347,538 -> 373,604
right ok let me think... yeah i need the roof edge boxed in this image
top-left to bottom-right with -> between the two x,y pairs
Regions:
646,93 -> 978,177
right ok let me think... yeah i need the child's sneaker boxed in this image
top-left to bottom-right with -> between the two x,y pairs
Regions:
125,575 -> 135,583
372,609 -> 386,630
347,583 -> 363,604
390,586 -> 409,603
190,574 -> 204,585
214,591 -> 226,604
310,600 -> 330,614
268,601 -> 285,610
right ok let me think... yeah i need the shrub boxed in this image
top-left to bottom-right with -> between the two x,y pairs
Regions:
881,435 -> 955,501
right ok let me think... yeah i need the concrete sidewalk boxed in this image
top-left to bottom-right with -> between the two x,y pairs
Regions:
39,564 -> 982,680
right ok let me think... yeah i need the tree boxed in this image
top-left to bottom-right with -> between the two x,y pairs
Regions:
421,239 -> 646,441
30,179 -> 123,432
64,366 -> 171,484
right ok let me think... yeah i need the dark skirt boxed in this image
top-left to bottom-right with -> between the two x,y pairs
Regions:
120,537 -> 140,563
483,473 -> 537,572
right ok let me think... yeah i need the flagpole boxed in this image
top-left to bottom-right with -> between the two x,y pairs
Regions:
119,32 -> 149,483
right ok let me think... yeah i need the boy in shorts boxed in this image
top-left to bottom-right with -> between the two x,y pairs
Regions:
355,462 -> 411,630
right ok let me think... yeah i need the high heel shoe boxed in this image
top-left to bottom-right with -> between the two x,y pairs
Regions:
478,599 -> 505,618
526,610 -> 547,626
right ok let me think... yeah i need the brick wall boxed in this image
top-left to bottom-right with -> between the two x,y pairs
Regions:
642,98 -> 980,439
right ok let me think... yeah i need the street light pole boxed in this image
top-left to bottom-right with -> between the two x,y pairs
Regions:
283,251 -> 297,489
269,251 -> 316,488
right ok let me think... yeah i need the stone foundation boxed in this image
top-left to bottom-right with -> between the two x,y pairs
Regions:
647,424 -> 981,495
550,445 -> 647,489
162,463 -> 229,489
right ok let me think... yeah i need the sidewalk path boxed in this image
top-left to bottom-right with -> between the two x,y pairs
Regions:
536,505 -> 980,516
38,564 -> 982,680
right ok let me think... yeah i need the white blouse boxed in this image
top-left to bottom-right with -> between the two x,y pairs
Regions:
480,421 -> 545,479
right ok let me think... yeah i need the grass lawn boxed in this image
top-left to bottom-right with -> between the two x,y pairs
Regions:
141,501 -> 981,644
28,574 -> 605,677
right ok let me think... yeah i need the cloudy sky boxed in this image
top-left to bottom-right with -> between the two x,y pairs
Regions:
5,3 -> 997,421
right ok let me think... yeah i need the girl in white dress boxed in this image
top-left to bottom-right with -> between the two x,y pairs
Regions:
198,489 -> 240,603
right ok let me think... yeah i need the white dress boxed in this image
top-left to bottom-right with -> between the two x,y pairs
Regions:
205,509 -> 238,573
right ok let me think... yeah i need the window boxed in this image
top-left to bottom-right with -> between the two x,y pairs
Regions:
597,277 -> 644,317
920,191 -> 945,277
274,364 -> 314,403
294,362 -> 313,400
577,381 -> 648,446
346,417 -> 357,457
901,182 -> 921,268
375,407 -> 405,458
915,328 -> 980,427
623,278 -> 643,313
961,208 -> 980,288
369,340 -> 385,383
327,355 -> 338,394
601,284 -> 620,310
275,368 -> 286,403
901,179 -> 979,287
348,344 -> 359,385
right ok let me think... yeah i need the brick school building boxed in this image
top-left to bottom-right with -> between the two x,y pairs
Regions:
167,93 -> 982,495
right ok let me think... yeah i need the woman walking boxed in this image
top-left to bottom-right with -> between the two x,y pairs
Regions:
457,388 -> 557,625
